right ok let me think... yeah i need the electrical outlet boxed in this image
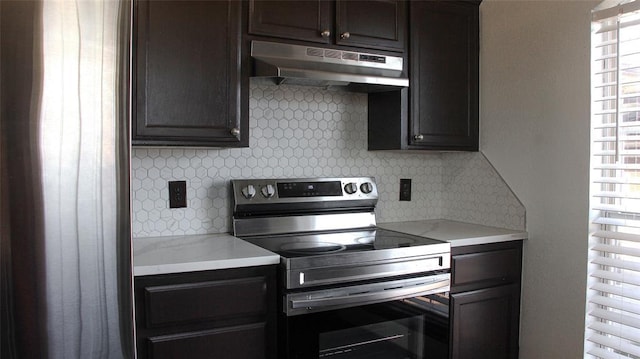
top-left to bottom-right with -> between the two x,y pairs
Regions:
168,181 -> 187,208
399,178 -> 411,201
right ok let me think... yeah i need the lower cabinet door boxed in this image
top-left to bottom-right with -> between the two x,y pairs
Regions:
450,284 -> 520,359
148,322 -> 266,359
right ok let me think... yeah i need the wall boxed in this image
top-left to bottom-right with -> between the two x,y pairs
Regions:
131,83 -> 525,238
479,0 -> 596,357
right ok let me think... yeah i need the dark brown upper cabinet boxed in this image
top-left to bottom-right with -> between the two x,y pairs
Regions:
133,0 -> 249,147
410,0 -> 479,150
248,0 -> 406,53
368,0 -> 479,151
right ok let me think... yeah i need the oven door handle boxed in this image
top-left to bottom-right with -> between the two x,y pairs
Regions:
289,278 -> 449,310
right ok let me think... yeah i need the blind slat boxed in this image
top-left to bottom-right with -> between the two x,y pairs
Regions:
589,322 -> 640,350
592,204 -> 640,214
593,151 -> 640,157
592,243 -> 640,257
587,333 -> 640,357
593,164 -> 640,170
592,256 -> 640,273
593,124 -> 618,129
590,294 -> 640,316
592,122 -> 640,129
586,346 -> 622,359
592,217 -> 640,228
592,177 -> 640,185
593,230 -> 640,242
592,191 -> 640,199
591,269 -> 640,286
591,282 -> 640,302
590,308 -> 640,331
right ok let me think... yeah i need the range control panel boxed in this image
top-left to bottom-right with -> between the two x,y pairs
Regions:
231,177 -> 378,205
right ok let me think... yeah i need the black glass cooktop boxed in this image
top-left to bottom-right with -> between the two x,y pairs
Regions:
241,228 -> 445,258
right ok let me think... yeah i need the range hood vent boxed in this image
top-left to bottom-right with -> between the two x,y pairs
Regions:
250,41 -> 409,92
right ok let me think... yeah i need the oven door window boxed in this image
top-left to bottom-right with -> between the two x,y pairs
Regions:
319,316 -> 422,358
284,294 -> 449,359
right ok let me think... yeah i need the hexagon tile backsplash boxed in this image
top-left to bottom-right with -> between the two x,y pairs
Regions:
131,84 -> 525,238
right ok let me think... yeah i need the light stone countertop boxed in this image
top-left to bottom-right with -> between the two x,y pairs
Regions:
133,220 -> 526,276
378,219 -> 527,247
133,233 -> 280,276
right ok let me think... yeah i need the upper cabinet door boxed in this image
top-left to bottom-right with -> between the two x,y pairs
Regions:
133,0 -> 248,147
248,0 -> 332,44
249,0 -> 406,53
409,1 -> 479,150
335,0 -> 406,52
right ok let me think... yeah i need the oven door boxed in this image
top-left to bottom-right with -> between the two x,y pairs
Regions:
282,293 -> 449,359
281,274 -> 450,359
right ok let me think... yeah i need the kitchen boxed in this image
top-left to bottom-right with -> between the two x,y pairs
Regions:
1,0 -> 593,359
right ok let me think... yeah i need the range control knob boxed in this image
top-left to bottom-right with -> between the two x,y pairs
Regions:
261,184 -> 276,198
344,182 -> 358,194
241,185 -> 256,199
360,182 -> 374,194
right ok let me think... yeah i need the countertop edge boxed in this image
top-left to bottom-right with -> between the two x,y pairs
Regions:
378,219 -> 528,247
442,233 -> 527,247
133,254 -> 281,276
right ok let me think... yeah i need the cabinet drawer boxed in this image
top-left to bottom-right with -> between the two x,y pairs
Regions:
144,277 -> 266,328
148,323 -> 265,359
452,248 -> 520,287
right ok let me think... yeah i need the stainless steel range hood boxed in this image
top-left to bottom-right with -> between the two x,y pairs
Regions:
250,41 -> 409,92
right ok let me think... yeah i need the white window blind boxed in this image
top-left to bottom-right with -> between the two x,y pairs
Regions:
588,1 -> 640,358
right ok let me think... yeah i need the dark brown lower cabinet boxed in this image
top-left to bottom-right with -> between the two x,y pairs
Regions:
134,265 -> 276,359
450,284 -> 520,359
449,241 -> 522,359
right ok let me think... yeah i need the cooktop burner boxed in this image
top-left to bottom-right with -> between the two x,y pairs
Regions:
241,228 -> 443,259
279,242 -> 347,255
355,234 -> 419,249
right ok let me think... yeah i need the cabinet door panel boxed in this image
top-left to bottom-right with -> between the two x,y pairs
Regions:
450,284 -> 520,359
134,0 -> 247,146
248,0 -> 332,44
144,277 -> 267,328
148,323 -> 266,359
452,248 -> 521,287
409,1 -> 479,150
336,0 -> 406,52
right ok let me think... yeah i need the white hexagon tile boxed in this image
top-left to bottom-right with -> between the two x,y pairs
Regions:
441,152 -> 526,230
131,83 -> 525,238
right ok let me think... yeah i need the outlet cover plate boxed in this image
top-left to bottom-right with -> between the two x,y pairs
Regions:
399,178 -> 411,201
169,181 -> 187,208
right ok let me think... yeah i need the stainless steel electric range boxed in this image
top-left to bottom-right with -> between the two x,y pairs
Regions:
232,177 -> 451,359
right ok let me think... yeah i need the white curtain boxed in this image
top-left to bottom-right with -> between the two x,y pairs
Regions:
40,0 -> 130,358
